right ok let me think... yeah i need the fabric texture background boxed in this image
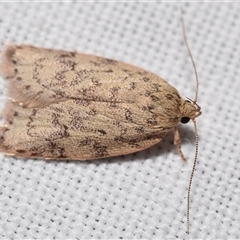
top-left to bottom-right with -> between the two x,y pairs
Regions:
0,2 -> 239,239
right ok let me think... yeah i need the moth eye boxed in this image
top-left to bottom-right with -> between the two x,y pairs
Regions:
186,100 -> 191,103
181,117 -> 190,124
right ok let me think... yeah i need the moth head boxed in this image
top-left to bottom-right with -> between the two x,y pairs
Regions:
180,97 -> 201,124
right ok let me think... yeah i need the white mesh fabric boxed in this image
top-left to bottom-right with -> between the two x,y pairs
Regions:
0,2 -> 239,239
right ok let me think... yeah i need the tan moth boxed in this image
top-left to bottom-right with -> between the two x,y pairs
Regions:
0,11 -> 201,232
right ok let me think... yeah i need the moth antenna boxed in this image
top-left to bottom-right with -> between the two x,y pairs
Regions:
181,8 -> 200,233
181,8 -> 199,103
187,118 -> 199,234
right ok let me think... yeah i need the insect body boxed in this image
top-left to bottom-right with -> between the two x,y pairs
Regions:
0,44 -> 201,160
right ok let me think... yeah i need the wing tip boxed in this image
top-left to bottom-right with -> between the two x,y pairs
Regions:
0,43 -> 18,79
0,125 -> 8,152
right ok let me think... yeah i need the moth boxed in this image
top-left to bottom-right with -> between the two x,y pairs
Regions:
0,44 -> 201,160
0,12 -> 201,233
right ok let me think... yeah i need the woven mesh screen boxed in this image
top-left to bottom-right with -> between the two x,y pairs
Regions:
0,2 -> 239,239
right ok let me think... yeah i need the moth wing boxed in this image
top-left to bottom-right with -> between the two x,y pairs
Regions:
0,100 -> 169,160
1,44 -> 181,112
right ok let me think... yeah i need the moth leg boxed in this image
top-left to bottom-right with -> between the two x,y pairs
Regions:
174,126 -> 187,162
